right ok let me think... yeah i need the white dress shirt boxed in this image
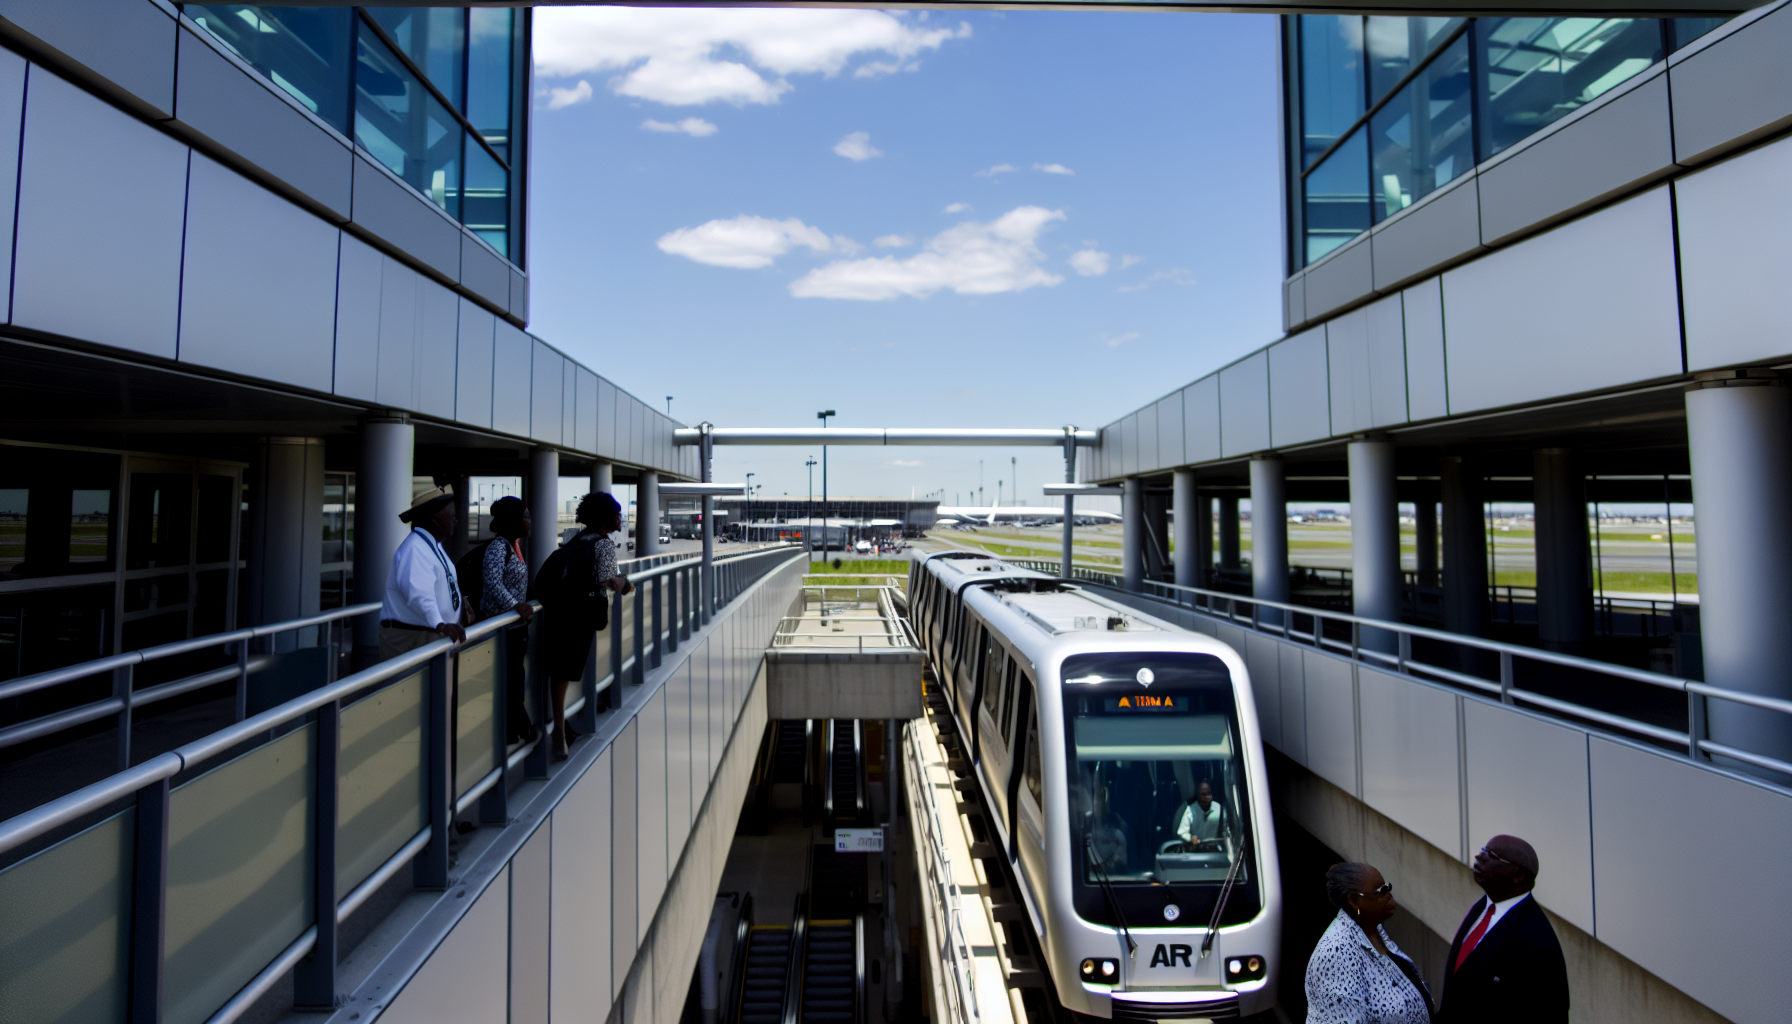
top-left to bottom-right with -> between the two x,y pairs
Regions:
1174,800 -> 1223,842
1472,892 -> 1530,938
381,528 -> 461,628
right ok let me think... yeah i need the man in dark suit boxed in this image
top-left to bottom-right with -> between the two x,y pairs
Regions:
1438,834 -> 1569,1023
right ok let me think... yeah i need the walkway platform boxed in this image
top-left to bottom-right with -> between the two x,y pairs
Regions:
766,576 -> 925,720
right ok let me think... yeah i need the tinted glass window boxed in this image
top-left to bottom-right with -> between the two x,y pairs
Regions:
1475,17 -> 1664,158
982,641 -> 1005,718
366,7 -> 465,107
1370,35 -> 1472,222
999,658 -> 1019,743
1023,706 -> 1043,803
1365,17 -> 1463,102
355,22 -> 462,217
186,6 -> 354,134
1303,126 -> 1370,265
467,8 -> 514,156
1298,16 -> 1365,171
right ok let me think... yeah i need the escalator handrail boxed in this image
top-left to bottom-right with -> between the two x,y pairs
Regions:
824,720 -> 837,820
853,912 -> 866,1024
722,893 -> 756,1024
851,721 -> 865,820
783,892 -> 808,1024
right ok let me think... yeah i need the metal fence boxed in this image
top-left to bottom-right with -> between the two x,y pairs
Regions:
0,544 -> 802,1024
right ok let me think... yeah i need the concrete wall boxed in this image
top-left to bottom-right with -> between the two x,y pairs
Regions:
1104,589 -> 1786,1024
1091,3 -> 1792,481
339,553 -> 806,1024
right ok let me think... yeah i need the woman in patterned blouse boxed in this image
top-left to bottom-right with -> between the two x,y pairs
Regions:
482,497 -> 537,745
1304,862 -> 1433,1024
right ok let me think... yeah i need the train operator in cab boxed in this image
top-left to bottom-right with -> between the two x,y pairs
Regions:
1173,780 -> 1225,846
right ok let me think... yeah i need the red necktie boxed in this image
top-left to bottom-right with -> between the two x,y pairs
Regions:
1455,903 -> 1497,971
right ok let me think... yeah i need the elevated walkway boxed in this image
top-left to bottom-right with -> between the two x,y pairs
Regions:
765,576 -> 924,721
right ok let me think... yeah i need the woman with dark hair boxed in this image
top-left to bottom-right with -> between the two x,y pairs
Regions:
480,496 -> 537,746
537,491 -> 632,760
1304,862 -> 1433,1024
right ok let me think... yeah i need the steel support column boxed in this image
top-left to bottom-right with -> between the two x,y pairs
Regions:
1173,469 -> 1198,589
639,471 -> 661,559
1533,448 -> 1591,652
1250,457 -> 1287,624
352,416 -> 413,667
1121,477 -> 1144,592
1349,438 -> 1401,651
528,447 -> 560,574
247,437 -> 326,652
1441,455 -> 1488,637
1686,373 -> 1792,769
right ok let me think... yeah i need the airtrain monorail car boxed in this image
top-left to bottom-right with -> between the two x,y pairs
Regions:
908,552 -> 1281,1021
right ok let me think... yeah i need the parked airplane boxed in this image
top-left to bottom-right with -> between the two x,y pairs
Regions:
933,505 -> 1122,527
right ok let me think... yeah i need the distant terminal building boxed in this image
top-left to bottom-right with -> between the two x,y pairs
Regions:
665,496 -> 939,544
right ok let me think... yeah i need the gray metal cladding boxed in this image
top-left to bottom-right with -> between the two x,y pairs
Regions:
1155,393 -> 1183,469
1268,328 -> 1330,447
1300,649 -> 1359,796
490,321 -> 532,438
1356,669 -> 1461,859
460,234 -> 509,310
1219,352 -> 1270,457
0,0 -> 176,116
333,235 -> 382,402
1402,279 -> 1448,422
561,363 -> 575,449
13,67 -> 186,358
178,154 -> 338,394
598,378 -> 619,459
530,339 -> 564,445
1588,736 -> 1792,1024
1477,73 -> 1675,246
1363,294 -> 1408,427
1182,376 -> 1220,464
454,298 -> 496,429
415,279 -> 458,421
509,268 -> 528,322
1302,233 -> 1374,321
576,369 -> 598,453
172,26 -> 351,220
1283,275 -> 1304,331
1676,135 -> 1792,370
0,49 -> 25,320
632,401 -> 646,466
1136,404 -> 1158,474
1119,413 -> 1137,477
1670,4 -> 1792,165
350,156 -> 460,281
1369,174 -> 1484,291
1441,187 -> 1682,415
374,258 -> 419,410
1326,310 -> 1372,437
1463,701 -> 1594,934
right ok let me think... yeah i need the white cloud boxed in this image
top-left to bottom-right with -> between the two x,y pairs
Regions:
975,164 -> 1018,177
832,235 -> 865,255
1069,249 -> 1111,277
1034,162 -> 1076,175
943,202 -> 971,214
892,459 -> 922,467
1118,268 -> 1196,293
657,215 -> 832,269
1102,332 -> 1140,348
534,8 -> 970,107
540,80 -> 593,109
854,59 -> 921,78
642,117 -> 718,136
790,206 -> 1065,301
834,131 -> 883,161
1120,254 -> 1144,269
874,234 -> 914,248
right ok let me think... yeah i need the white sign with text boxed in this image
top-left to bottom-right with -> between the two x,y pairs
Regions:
835,828 -> 884,853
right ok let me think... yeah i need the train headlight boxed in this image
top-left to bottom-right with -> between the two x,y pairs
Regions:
1224,955 -> 1268,983
1080,958 -> 1120,985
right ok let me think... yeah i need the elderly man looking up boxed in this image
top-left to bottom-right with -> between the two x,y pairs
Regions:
379,483 -> 468,660
1438,834 -> 1569,1023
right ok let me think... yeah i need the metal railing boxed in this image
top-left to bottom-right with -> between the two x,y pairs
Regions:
0,543 -> 803,1024
903,716 -> 986,1024
771,580 -> 920,651
1004,558 -> 1790,782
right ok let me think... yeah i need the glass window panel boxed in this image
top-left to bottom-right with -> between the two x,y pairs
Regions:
355,23 -> 462,218
1303,126 -> 1370,265
0,808 -> 133,1023
1299,15 -> 1365,170
338,673 -> 426,898
0,487 -> 25,576
70,489 -> 111,569
1365,17 -> 1464,103
127,473 -> 193,570
463,141 -> 509,258
1370,36 -> 1473,222
365,7 -> 465,109
0,584 -> 114,683
1669,17 -> 1728,51
196,474 -> 235,565
467,8 -> 513,157
456,637 -> 498,797
185,6 -> 354,134
1476,17 -> 1665,158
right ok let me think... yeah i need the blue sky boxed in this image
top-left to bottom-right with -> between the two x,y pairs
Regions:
527,9 -> 1283,502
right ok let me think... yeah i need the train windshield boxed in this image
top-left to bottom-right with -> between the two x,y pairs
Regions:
1063,652 -> 1252,887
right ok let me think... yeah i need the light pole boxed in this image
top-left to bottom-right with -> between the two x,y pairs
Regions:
745,472 -> 755,543
666,396 -> 673,417
1012,456 -> 1018,507
817,409 -> 835,552
979,459 -> 984,507
806,457 -> 818,561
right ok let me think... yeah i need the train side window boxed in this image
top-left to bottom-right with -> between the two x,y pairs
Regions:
982,641 -> 1005,718
1023,703 -> 1043,803
999,659 -> 1019,743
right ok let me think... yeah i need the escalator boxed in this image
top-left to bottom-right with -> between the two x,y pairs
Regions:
799,919 -> 860,1024
773,720 -> 810,783
738,909 -> 802,1024
822,720 -> 864,825
727,851 -> 868,1024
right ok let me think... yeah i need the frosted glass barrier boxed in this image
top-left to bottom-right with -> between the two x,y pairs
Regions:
186,6 -> 355,133
339,672 -> 426,897
165,725 -> 315,1024
0,809 -> 133,1024
1371,36 -> 1472,222
457,639 -> 498,797
1475,17 -> 1664,158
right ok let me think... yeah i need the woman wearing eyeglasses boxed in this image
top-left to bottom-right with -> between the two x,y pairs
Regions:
1304,862 -> 1433,1024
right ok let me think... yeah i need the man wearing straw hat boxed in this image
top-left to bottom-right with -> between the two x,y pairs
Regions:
379,483 -> 468,660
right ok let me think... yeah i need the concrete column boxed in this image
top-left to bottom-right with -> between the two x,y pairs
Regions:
352,415 -> 414,663
1173,469 -> 1198,589
1349,438 -> 1401,651
1194,492 -> 1213,589
1121,477 -> 1144,592
529,446 -> 560,573
1250,457 -> 1288,623
1218,495 -> 1241,571
1440,456 -> 1488,637
639,471 -> 661,559
247,437 -> 326,650
1415,497 -> 1439,588
1533,448 -> 1591,652
1686,373 -> 1792,766
1143,488 -> 1170,582
591,461 -> 613,495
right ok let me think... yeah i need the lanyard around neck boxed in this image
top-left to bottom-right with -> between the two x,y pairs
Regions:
413,528 -> 460,611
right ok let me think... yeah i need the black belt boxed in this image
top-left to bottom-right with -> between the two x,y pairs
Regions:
381,619 -> 435,632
